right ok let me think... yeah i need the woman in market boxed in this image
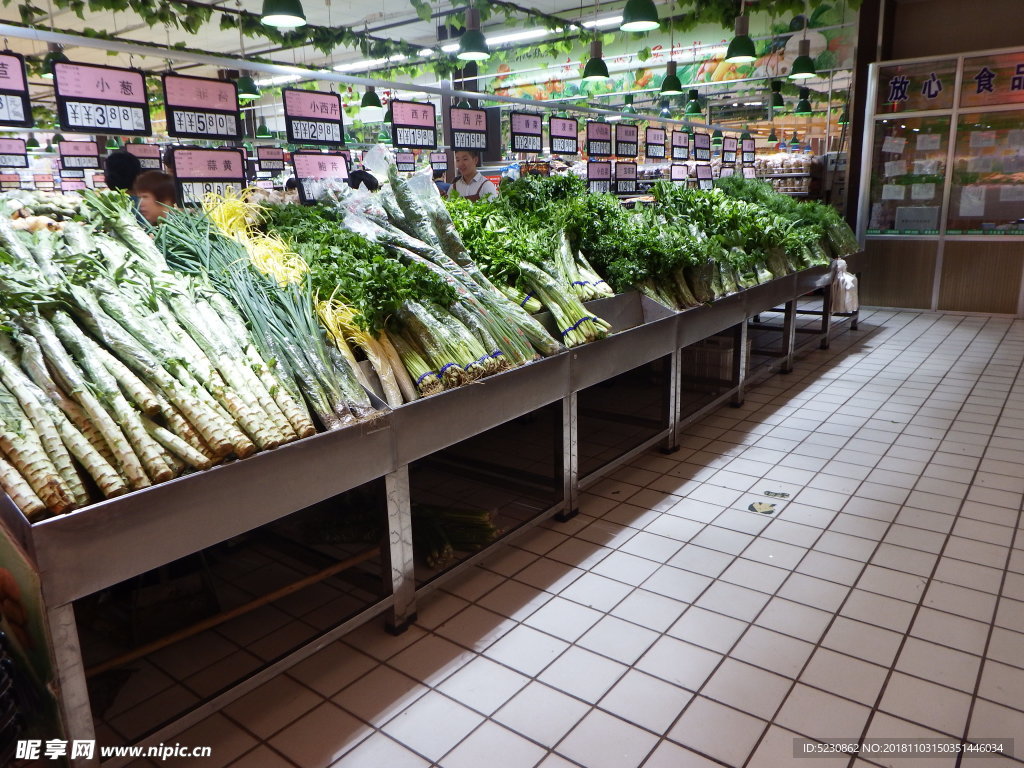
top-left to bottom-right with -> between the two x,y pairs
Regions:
133,170 -> 177,226
450,149 -> 497,201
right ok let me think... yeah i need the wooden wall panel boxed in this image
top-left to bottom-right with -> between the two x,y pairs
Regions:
939,241 -> 1022,315
859,239 -> 937,309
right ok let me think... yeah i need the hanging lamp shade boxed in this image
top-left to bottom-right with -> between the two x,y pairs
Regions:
621,94 -> 638,115
711,129 -> 723,145
457,9 -> 490,61
582,40 -> 610,82
770,80 -> 785,110
44,141 -> 53,153
105,136 -> 120,150
837,103 -> 849,125
377,125 -> 392,144
620,0 -> 660,32
725,15 -> 756,64
794,87 -> 812,115
384,104 -> 394,123
236,73 -> 261,101
455,98 -> 472,109
53,133 -> 65,144
684,88 -> 702,115
660,60 -> 683,96
41,46 -> 68,80
25,135 -> 39,149
789,131 -> 800,147
243,140 -> 255,153
767,128 -> 778,143
260,0 -> 306,28
789,38 -> 817,79
740,127 -> 752,141
256,119 -> 272,138
360,86 -> 385,122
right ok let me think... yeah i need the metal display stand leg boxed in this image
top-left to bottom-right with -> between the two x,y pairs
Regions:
556,393 -> 579,522
46,604 -> 98,767
731,322 -> 749,407
661,349 -> 682,454
781,300 -> 798,374
384,467 -> 417,634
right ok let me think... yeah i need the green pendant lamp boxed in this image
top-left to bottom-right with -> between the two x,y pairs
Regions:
770,80 -> 785,110
660,60 -> 683,96
105,136 -> 120,151
455,98 -> 472,109
41,45 -> 68,80
243,140 -> 255,153
620,0 -> 660,32
621,94 -> 638,115
658,100 -> 672,119
260,0 -> 306,28
377,125 -> 392,144
256,119 -> 272,138
236,73 -> 261,101
789,38 -> 817,80
457,8 -> 490,61
44,140 -> 53,153
52,133 -> 65,145
684,89 -> 702,116
582,40 -> 610,82
711,128 -> 723,145
740,126 -> 752,141
725,11 -> 756,64
788,131 -> 800,148
360,86 -> 385,122
837,103 -> 849,125
767,127 -> 778,143
26,135 -> 39,150
794,87 -> 812,115
384,104 -> 394,124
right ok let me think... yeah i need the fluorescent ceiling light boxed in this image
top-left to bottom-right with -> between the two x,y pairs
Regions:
441,43 -> 459,52
605,115 -> 621,121
582,15 -> 623,28
334,54 -> 406,72
743,101 -> 761,106
418,48 -> 434,56
255,74 -> 303,86
487,28 -> 550,44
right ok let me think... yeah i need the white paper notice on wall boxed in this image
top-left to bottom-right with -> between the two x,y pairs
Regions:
915,133 -> 941,151
884,160 -> 907,177
969,131 -> 996,148
913,159 -> 939,175
967,156 -> 994,173
998,185 -> 1024,201
911,183 -> 936,200
959,185 -> 986,217
881,135 -> 907,154
882,184 -> 906,200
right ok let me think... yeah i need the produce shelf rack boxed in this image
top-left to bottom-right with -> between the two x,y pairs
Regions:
0,257 -> 861,766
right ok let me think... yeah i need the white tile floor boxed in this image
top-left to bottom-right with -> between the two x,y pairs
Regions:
135,310 -> 1024,766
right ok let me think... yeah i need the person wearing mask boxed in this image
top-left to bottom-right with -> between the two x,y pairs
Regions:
133,171 -> 177,226
433,168 -> 451,196
103,150 -> 142,193
450,150 -> 496,201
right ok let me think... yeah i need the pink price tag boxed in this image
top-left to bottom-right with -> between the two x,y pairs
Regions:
33,174 -> 52,182
615,124 -> 638,142
258,147 -> 285,161
0,138 -> 25,154
396,152 -> 416,165
587,161 -> 611,180
284,89 -> 342,121
723,136 -> 738,152
429,152 -> 447,163
293,152 -> 349,181
694,133 -> 711,150
670,164 -> 688,181
164,75 -> 237,111
173,149 -> 244,179
511,113 -> 542,134
646,128 -> 665,143
59,141 -> 98,156
60,181 -> 86,191
0,53 -> 26,92
587,122 -> 611,140
0,174 -> 19,182
451,108 -> 486,129
550,117 -> 577,138
53,62 -> 146,104
696,164 -> 713,180
742,138 -> 755,153
391,101 -> 435,128
614,162 -> 637,180
672,131 -> 688,146
125,143 -> 160,158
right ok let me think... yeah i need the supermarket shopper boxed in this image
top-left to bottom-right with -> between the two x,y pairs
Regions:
133,171 -> 177,226
103,150 -> 142,193
450,150 -> 497,201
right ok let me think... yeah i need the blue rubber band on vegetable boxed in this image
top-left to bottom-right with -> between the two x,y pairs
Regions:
464,354 -> 490,370
571,280 -> 591,287
415,370 -> 440,386
490,350 -> 503,358
438,362 -> 459,376
519,292 -> 535,308
559,316 -> 598,338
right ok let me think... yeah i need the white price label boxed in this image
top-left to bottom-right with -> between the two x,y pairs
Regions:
172,110 -> 238,137
180,180 -> 241,204
64,101 -> 146,132
290,120 -> 342,143
0,94 -> 25,124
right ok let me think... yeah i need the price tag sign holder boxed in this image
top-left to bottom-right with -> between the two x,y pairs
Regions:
0,138 -> 28,169
54,61 -> 151,136
292,150 -> 350,204
645,127 -> 666,159
125,142 -> 162,169
58,141 -> 100,170
170,146 -> 246,205
510,112 -> 543,154
449,107 -> 489,152
586,121 -> 613,158
671,130 -> 690,161
391,100 -> 437,150
549,116 -> 579,156
0,52 -> 33,128
162,73 -> 241,141
283,88 -> 344,147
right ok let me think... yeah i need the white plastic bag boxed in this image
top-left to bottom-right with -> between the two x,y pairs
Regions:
831,258 -> 859,313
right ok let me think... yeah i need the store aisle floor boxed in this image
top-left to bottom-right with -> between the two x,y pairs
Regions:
147,309 -> 1024,768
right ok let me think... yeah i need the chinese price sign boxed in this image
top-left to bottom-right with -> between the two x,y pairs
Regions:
696,163 -> 714,190
0,52 -> 32,128
33,174 -> 53,190
0,173 -> 20,190
587,160 -> 611,193
693,132 -> 712,162
60,180 -> 87,192
162,74 -> 241,140
613,161 -> 637,195
171,147 -> 246,205
92,172 -> 107,189
719,165 -> 735,178
58,169 -> 85,179
671,130 -> 690,161
58,140 -> 100,169
395,152 -> 416,172
257,146 -> 285,172
742,166 -> 756,179
741,138 -> 756,164
449,107 -> 489,152
614,124 -> 638,158
586,121 -> 613,157
292,150 -> 349,204
0,138 -> 27,168
549,116 -> 579,156
961,52 -> 1024,108
284,89 -> 344,146
429,152 -> 448,172
645,127 -> 666,159
54,61 -> 150,136
722,136 -> 738,164
670,164 -> 688,183
391,100 -> 437,150
125,142 -> 161,169
876,59 -> 956,113
510,112 -> 543,154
